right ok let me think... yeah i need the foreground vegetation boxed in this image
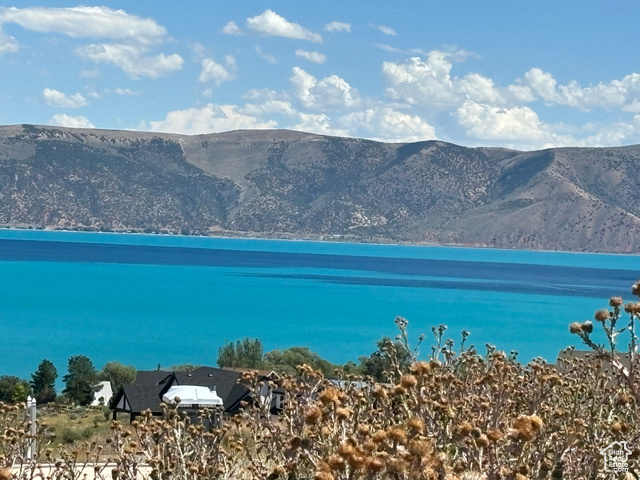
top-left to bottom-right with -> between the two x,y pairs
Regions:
4,285 -> 640,479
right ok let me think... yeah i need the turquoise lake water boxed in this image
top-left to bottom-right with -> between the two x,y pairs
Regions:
1,229 -> 639,380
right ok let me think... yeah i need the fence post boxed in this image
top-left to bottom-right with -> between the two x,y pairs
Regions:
25,396 -> 36,460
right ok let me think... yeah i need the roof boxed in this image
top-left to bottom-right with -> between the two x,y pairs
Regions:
171,367 -> 250,412
225,383 -> 252,414
112,366 -> 252,416
134,370 -> 172,385
111,370 -> 172,414
116,382 -> 166,413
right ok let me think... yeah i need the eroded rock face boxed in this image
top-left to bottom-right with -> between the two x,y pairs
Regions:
1,124 -> 640,253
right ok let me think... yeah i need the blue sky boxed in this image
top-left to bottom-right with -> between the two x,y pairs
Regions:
2,2 -> 640,150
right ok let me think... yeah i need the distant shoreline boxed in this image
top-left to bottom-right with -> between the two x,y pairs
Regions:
0,224 -> 635,258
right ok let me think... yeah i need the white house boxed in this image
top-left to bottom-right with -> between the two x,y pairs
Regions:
91,381 -> 114,407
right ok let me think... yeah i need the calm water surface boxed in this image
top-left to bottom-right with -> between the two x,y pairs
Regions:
1,229 -> 639,379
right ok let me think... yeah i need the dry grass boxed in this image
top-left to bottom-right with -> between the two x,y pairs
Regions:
38,406 -> 111,452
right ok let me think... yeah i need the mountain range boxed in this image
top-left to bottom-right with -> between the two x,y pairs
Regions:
1,124 -> 639,253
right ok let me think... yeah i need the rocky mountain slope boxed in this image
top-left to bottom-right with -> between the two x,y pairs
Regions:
1,124 -> 639,252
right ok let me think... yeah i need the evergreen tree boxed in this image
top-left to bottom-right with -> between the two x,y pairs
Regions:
217,338 -> 264,369
30,359 -> 57,404
62,355 -> 99,405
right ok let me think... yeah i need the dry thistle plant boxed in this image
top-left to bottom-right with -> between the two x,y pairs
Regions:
570,280 -> 640,407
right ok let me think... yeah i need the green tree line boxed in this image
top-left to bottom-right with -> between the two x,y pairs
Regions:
0,356 -> 135,406
0,334 -> 406,405
216,336 -> 409,381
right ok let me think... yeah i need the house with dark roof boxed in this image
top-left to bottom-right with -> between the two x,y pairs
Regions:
111,367 -> 253,422
172,367 -> 251,414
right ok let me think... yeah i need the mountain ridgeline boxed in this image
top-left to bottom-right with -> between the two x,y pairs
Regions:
1,124 -> 640,252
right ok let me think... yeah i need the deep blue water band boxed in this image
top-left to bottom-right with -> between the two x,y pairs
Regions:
0,237 -> 634,299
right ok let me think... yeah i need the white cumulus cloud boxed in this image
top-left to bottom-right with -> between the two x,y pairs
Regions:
380,49 -> 640,147
290,67 -> 360,111
41,88 -> 88,108
382,50 -> 522,109
383,52 -> 460,107
246,10 -> 322,43
324,21 -> 351,33
287,107 -> 436,142
75,43 -> 184,79
0,29 -> 18,56
292,112 -> 348,137
198,56 -> 237,84
221,21 -> 243,35
240,89 -> 296,116
522,68 -> 557,104
577,116 -> 640,146
519,67 -> 640,111
0,6 -> 167,45
242,89 -> 283,101
242,100 -> 296,117
295,50 -> 326,64
455,100 -> 575,149
339,107 -> 436,143
458,73 -> 505,106
457,101 -> 543,140
148,104 -> 277,135
49,113 -> 94,129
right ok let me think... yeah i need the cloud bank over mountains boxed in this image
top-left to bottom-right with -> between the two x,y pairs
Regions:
2,4 -> 640,150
